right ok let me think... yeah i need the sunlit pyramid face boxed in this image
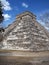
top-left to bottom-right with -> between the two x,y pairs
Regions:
1,11 -> 49,51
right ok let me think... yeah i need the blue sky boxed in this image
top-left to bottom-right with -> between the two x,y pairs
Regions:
1,0 -> 49,28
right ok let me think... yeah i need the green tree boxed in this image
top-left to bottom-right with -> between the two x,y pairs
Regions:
0,1 -> 4,42
0,1 -> 4,23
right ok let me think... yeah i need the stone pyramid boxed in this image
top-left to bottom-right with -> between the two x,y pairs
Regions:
1,11 -> 49,51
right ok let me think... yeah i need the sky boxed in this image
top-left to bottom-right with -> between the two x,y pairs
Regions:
1,0 -> 49,28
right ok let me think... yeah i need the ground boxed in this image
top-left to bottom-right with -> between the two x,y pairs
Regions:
0,50 -> 49,65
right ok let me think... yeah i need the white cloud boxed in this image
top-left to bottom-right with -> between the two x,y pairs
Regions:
22,2 -> 28,8
3,14 -> 11,21
1,0 -> 12,11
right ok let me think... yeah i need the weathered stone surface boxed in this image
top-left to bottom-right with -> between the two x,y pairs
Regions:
0,11 -> 49,65
0,11 -> 49,51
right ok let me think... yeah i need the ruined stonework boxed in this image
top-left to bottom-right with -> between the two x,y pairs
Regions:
1,11 -> 49,51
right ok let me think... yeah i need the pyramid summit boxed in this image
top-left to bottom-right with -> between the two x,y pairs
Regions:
1,11 -> 49,51
16,11 -> 36,19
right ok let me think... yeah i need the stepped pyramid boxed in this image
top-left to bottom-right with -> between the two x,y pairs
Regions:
1,11 -> 49,51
